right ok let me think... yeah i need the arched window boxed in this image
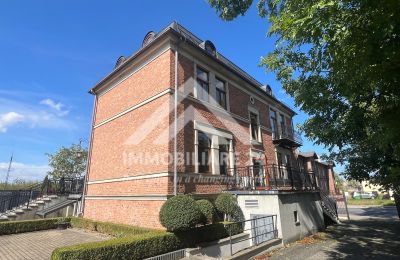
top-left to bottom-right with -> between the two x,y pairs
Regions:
198,132 -> 211,173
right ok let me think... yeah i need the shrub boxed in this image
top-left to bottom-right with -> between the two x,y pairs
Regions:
51,232 -> 182,260
51,222 -> 243,260
0,218 -> 70,235
159,195 -> 202,231
196,199 -> 218,224
215,193 -> 244,221
70,217 -> 151,238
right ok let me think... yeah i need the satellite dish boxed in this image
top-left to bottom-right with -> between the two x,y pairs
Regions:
142,31 -> 156,47
200,40 -> 216,57
115,56 -> 126,69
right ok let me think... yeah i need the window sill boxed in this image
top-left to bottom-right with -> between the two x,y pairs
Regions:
251,139 -> 262,145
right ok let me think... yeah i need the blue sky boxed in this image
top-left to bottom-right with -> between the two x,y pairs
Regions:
0,1 -> 336,181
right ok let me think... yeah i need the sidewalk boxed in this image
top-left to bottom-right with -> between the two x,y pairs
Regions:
256,218 -> 400,260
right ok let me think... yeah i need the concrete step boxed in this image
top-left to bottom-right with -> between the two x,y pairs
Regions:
48,195 -> 58,199
29,203 -> 39,207
43,197 -> 52,202
15,209 -> 24,214
36,200 -> 45,204
6,212 -> 17,218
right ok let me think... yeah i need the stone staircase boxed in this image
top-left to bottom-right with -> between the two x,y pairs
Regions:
0,195 -> 66,222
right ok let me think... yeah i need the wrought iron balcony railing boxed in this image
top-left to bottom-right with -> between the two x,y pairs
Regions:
226,164 -> 317,191
272,126 -> 302,147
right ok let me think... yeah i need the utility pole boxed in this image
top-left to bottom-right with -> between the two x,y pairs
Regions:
4,153 -> 13,189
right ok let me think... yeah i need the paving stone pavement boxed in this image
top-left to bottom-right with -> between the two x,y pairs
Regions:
0,228 -> 110,260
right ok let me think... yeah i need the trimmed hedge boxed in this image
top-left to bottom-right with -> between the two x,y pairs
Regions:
159,195 -> 202,231
70,217 -> 151,238
52,232 -> 180,260
196,199 -> 218,224
51,222 -> 243,260
215,193 -> 244,221
0,218 -> 70,235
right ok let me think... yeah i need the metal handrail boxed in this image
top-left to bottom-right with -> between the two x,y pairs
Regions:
0,177 -> 85,215
226,164 -> 318,191
272,126 -> 302,145
225,215 -> 278,256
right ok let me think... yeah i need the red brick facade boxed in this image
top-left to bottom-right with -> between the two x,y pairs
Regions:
83,24 -> 300,229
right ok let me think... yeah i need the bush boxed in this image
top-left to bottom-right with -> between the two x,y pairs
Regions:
51,222 -> 243,260
70,217 -> 151,238
51,232 -> 182,260
196,199 -> 218,224
215,193 -> 244,221
159,195 -> 202,231
0,218 -> 70,235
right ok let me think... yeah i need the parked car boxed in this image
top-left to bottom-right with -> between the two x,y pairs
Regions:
353,191 -> 376,199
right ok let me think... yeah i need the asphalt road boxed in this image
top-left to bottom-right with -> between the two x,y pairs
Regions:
343,205 -> 399,220
262,206 -> 400,260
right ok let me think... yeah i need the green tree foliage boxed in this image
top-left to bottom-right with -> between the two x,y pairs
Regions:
215,193 -> 244,221
47,143 -> 88,179
208,0 -> 400,196
159,195 -> 203,231
196,199 -> 218,224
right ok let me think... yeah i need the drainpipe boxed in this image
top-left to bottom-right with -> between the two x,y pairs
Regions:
173,47 -> 179,196
80,94 -> 98,215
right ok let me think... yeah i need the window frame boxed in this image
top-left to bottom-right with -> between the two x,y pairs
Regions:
215,77 -> 227,109
196,66 -> 210,102
249,112 -> 260,142
197,131 -> 211,173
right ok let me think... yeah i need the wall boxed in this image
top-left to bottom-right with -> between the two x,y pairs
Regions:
278,192 -> 324,243
234,191 -> 324,245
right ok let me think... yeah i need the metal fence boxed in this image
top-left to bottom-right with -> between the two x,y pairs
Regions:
144,249 -> 186,260
225,215 -> 278,256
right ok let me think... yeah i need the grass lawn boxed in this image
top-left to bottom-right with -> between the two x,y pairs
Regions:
347,198 -> 395,206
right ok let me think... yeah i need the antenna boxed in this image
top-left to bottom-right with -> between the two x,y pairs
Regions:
4,153 -> 13,189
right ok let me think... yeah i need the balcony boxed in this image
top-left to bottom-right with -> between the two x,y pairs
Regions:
226,164 -> 317,191
272,126 -> 302,148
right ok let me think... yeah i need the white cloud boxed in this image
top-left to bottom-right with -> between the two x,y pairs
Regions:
0,162 -> 49,182
0,96 -> 75,133
0,112 -> 25,133
40,98 -> 69,116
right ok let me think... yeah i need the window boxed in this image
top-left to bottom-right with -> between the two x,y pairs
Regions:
218,138 -> 229,175
196,67 -> 209,102
280,114 -> 286,135
270,109 -> 278,138
250,112 -> 259,141
215,77 -> 227,109
294,210 -> 299,224
198,131 -> 211,173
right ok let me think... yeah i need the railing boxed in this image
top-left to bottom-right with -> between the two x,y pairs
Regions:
144,249 -> 186,260
272,126 -> 302,145
0,177 -> 85,215
44,177 -> 85,195
225,215 -> 278,256
227,164 -> 317,191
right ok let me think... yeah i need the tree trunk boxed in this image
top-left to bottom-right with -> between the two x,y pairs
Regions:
394,192 -> 400,219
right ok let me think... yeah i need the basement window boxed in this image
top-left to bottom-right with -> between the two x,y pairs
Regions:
294,210 -> 299,224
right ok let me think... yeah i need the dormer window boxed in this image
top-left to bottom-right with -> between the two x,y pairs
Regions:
196,67 -> 209,102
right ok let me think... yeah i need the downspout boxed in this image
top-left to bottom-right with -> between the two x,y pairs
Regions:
173,46 -> 179,196
80,93 -> 98,215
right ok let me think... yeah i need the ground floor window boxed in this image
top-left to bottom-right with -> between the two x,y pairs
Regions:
198,131 -> 211,173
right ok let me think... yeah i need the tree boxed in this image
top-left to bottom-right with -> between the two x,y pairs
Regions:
47,143 -> 88,179
208,0 -> 400,216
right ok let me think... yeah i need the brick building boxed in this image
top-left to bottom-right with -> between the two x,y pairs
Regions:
82,22 -> 333,229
